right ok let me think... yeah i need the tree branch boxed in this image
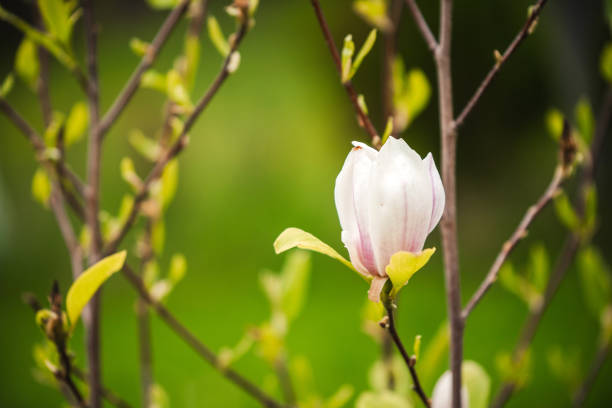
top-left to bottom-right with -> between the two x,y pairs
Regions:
572,341 -> 610,407
120,264 -> 288,408
97,0 -> 191,139
462,164 -> 566,320
72,367 -> 133,408
382,302 -> 431,407
309,0 -> 381,148
453,0 -> 549,130
103,12 -> 251,255
404,0 -> 438,53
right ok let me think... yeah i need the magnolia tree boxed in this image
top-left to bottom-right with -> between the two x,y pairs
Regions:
0,0 -> 611,407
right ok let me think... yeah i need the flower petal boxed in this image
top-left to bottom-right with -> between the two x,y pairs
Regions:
423,152 -> 445,233
368,276 -> 388,302
335,142 -> 378,276
368,137 -> 433,274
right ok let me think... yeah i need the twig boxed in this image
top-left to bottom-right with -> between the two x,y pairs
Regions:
453,0 -> 549,129
136,221 -> 154,407
103,11 -> 251,255
309,0 -> 381,148
275,357 -> 296,405
572,342 -> 611,407
97,0 -> 191,139
382,302 -> 431,407
120,264 -> 288,408
73,367 -> 133,408
462,165 -> 565,320
434,0 -> 463,406
404,0 -> 438,53
490,90 -> 612,407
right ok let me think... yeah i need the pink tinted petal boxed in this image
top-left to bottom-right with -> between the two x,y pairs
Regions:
368,276 -> 388,302
368,137 -> 433,274
423,153 -> 445,233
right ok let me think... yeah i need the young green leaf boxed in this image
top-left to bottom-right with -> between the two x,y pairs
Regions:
545,108 -> 564,140
129,37 -> 150,57
64,101 -> 88,146
280,251 -> 311,322
357,94 -> 369,114
554,192 -> 580,231
129,129 -> 161,161
146,0 -> 180,9
15,38 -> 39,90
601,43 -> 612,83
273,227 -> 357,273
183,34 -> 200,89
413,335 -> 422,360
341,34 -> 355,83
578,247 -> 612,319
326,384 -> 354,408
31,167 -> 51,207
120,157 -> 142,191
168,253 -> 187,283
381,116 -> 393,144
353,0 -> 391,31
385,248 -> 435,297
584,184 -> 597,235
355,391 -> 410,408
66,251 -> 127,326
38,0 -> 77,45
574,97 -> 594,144
166,69 -> 192,110
149,383 -> 170,408
527,244 -> 549,293
159,159 -> 178,209
207,15 -> 230,57
463,360 -> 491,408
141,70 -> 168,93
349,29 -> 377,80
151,219 -> 165,255
0,73 -> 14,97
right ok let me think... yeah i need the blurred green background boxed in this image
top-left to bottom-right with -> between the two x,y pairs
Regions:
1,0 -> 611,406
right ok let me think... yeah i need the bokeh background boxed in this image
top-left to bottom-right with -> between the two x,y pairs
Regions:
1,0 -> 611,406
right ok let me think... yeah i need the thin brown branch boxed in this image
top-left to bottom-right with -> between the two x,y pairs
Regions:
103,12 -> 251,255
275,357 -> 296,405
309,0 -> 381,148
120,264 -> 288,408
73,367 -> 133,408
137,220 -> 154,407
404,0 -> 438,53
572,342 -> 611,407
97,0 -> 191,139
382,302 -> 431,407
462,165 -> 565,320
453,0 -> 549,129
435,0 -> 463,406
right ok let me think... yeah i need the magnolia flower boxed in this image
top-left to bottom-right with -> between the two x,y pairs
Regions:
334,136 -> 445,302
431,370 -> 469,408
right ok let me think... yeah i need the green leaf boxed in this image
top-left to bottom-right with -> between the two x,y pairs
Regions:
141,69 -> 167,93
547,346 -> 581,392
146,0 -> 180,9
413,335 -> 422,360
381,116 -> 393,145
151,219 -> 165,255
117,195 -> 134,224
341,34 -> 355,83
326,384 -> 354,408
353,0 -> 391,31
578,246 -> 612,319
166,69 -> 192,110
15,38 -> 39,90
159,158 -> 178,208
168,253 -> 187,283
368,356 -> 410,394
120,157 -> 141,191
495,349 -> 532,389
355,391 -> 411,408
393,61 -> 431,131
38,0 -> 77,45
183,34 -> 200,89
66,251 -> 127,326
129,129 -> 161,161
545,108 -> 564,141
43,111 -> 65,147
601,43 -> 612,83
574,97 -> 594,144
129,37 -> 149,57
349,29 -> 377,80
207,15 -> 230,57
420,321 -> 449,385
218,333 -> 255,368
0,73 -> 14,97
64,101 -> 88,146
554,192 -> 580,231
463,360 -> 491,408
280,250 -> 311,322
385,248 -> 435,297
149,383 -> 170,408
357,94 -> 369,114
273,227 -> 357,273
527,244 -> 549,293
31,167 -> 52,207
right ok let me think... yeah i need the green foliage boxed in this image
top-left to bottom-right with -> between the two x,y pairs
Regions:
554,192 -> 580,231
545,108 -> 564,141
148,253 -> 187,302
419,321 -> 449,385
385,248 -> 435,298
149,383 -> 170,408
64,101 -> 88,146
207,15 -> 230,57
38,0 -> 80,45
355,391 -> 412,408
120,157 -> 141,191
129,129 -> 161,161
31,167 -> 51,208
496,349 -> 532,390
368,355 -> 411,396
66,251 -> 127,326
351,30 -> 377,80
547,345 -> 581,393
601,43 -> 612,83
151,219 -> 165,255
574,97 -> 594,144
353,0 -> 391,31
341,35 -> 355,83
0,73 -> 14,97
43,111 -> 65,147
15,38 -> 39,90
146,0 -> 180,9
129,37 -> 150,57
578,246 -> 612,320
499,246 -> 550,311
462,360 -> 491,408
413,335 -> 422,361
527,244 -> 549,293
274,227 -> 358,274
141,70 -> 167,93
381,116 -> 393,145
166,69 -> 193,110
392,58 -> 431,132
32,340 -> 59,387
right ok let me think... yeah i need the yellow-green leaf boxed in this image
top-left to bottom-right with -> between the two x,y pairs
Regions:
554,192 -> 580,231
381,116 -> 393,144
31,167 -> 51,207
141,70 -> 167,93
385,248 -> 435,296
349,29 -> 377,80
169,253 -> 187,283
15,38 -> 39,90
65,101 -> 88,146
326,384 -> 354,408
353,0 -> 391,31
463,360 -> 491,408
129,129 -> 161,161
341,34 -> 355,83
601,42 -> 612,83
151,218 -> 165,255
120,157 -> 141,191
575,97 -> 594,144
129,37 -> 150,57
166,69 -> 192,110
66,251 -> 127,326
0,73 -> 14,97
280,250 -> 311,322
413,335 -> 422,360
273,227 -> 356,272
146,0 -> 180,10
43,111 -> 65,146
159,158 -> 178,208
38,0 -> 76,45
545,108 -> 564,141
207,15 -> 229,57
